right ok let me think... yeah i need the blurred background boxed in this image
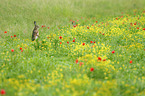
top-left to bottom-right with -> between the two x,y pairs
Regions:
0,0 -> 145,39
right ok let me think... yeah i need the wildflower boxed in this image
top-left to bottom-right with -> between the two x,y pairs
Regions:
21,50 -> 24,52
76,59 -> 78,64
116,18 -> 118,20
4,31 -> 7,33
98,57 -> 101,61
102,33 -> 104,35
60,42 -> 62,44
87,27 -> 89,29
42,25 -> 46,27
143,28 -> 145,30
137,27 -> 139,29
20,47 -> 22,50
11,36 -> 13,38
14,35 -> 16,37
103,59 -> 106,61
134,23 -> 136,25
11,49 -> 14,52
47,37 -> 49,39
112,50 -> 115,54
73,25 -> 76,27
79,62 -> 84,66
67,41 -> 69,44
82,43 -> 85,46
59,36 -> 62,39
0,89 -> 5,95
48,27 -> 50,29
96,21 -> 98,23
72,40 -> 75,42
73,21 -> 75,23
90,68 -> 94,72
90,41 -> 93,43
94,41 -> 96,43
130,60 -> 132,64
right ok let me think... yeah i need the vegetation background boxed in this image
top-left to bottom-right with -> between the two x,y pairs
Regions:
0,0 -> 145,96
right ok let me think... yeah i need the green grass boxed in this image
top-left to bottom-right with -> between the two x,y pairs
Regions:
0,0 -> 145,96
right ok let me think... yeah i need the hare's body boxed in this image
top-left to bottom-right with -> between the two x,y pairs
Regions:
32,21 -> 39,41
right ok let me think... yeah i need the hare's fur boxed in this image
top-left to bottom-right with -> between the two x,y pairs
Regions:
32,21 -> 39,41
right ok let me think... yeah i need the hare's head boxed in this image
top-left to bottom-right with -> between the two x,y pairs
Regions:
34,21 -> 39,29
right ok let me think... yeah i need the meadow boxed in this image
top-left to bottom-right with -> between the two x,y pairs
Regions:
0,0 -> 145,96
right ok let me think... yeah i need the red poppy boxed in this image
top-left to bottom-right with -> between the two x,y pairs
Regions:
42,25 -> 44,27
73,25 -> 76,27
20,47 -> 22,50
73,21 -> 75,23
96,21 -> 98,23
48,27 -> 50,29
0,89 -> 5,95
143,28 -> 145,30
59,36 -> 62,39
11,49 -> 14,52
90,68 -> 94,72
21,50 -> 24,52
130,60 -> 132,64
67,41 -> 69,44
79,62 -> 84,66
87,27 -> 89,29
76,59 -> 78,64
116,18 -> 118,20
82,43 -> 85,46
134,23 -> 136,25
94,41 -> 96,43
59,42 -> 62,44
47,37 -> 49,39
103,59 -> 106,61
11,36 -> 13,38
137,27 -> 139,29
14,35 -> 16,37
4,31 -> 7,33
72,40 -> 75,42
112,50 -> 115,54
90,41 -> 93,43
98,57 -> 101,61
77,20 -> 79,22
102,33 -> 104,35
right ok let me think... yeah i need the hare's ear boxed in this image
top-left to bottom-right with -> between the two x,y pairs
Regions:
34,21 -> 36,25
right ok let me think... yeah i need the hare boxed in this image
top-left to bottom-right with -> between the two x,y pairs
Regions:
32,21 -> 39,41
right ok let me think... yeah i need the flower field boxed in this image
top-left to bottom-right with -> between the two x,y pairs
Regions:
0,0 -> 145,95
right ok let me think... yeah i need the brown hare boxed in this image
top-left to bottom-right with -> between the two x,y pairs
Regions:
32,21 -> 39,41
